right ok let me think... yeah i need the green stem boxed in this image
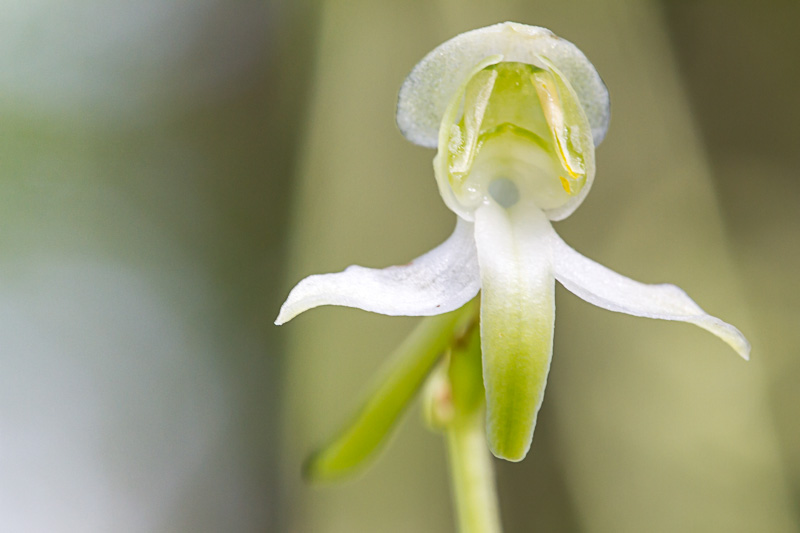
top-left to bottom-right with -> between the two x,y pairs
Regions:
446,412 -> 502,533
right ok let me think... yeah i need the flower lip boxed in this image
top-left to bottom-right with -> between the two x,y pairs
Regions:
397,22 -> 610,150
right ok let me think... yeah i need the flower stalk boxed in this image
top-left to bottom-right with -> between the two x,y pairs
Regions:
446,411 -> 502,533
426,313 -> 502,533
425,303 -> 501,533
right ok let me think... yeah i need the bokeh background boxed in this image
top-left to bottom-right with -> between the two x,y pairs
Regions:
1,1 -> 798,532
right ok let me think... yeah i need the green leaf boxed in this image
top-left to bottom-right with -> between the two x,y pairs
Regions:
304,299 -> 478,482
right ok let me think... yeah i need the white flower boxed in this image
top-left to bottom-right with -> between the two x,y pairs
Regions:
276,22 -> 750,462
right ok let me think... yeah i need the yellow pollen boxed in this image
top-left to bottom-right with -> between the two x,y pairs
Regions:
559,176 -> 572,194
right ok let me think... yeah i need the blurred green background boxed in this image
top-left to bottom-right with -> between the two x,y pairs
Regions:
1,1 -> 798,532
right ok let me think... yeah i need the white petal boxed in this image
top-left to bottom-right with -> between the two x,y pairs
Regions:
397,22 -> 610,150
275,218 -> 480,325
474,200 -> 556,461
551,233 -> 751,360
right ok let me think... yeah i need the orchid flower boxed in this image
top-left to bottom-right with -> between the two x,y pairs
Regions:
277,22 -> 750,464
